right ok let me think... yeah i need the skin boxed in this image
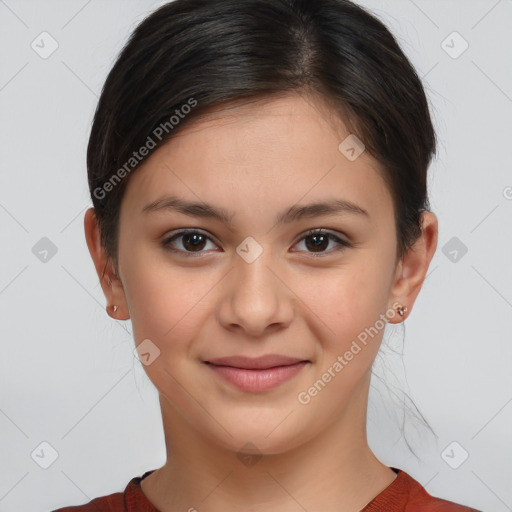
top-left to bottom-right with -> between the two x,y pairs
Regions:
84,92 -> 438,512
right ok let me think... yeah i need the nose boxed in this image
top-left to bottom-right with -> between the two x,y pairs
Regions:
216,250 -> 294,337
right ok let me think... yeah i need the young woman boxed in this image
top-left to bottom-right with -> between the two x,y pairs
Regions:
54,0 -> 481,510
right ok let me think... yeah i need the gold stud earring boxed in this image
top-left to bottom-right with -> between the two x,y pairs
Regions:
396,305 -> 408,317
113,305 -> 119,313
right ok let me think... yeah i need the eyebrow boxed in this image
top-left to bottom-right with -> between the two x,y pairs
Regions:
141,195 -> 369,225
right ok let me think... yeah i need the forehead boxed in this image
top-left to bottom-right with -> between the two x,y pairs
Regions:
120,93 -> 394,226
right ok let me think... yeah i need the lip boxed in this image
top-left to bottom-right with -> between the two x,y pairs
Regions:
203,355 -> 310,392
205,354 -> 306,370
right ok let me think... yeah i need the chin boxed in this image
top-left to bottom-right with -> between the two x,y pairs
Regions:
201,412 -> 316,457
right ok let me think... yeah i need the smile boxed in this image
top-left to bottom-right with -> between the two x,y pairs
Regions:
203,360 -> 309,392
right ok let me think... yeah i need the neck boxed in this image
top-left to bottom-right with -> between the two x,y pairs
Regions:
141,372 -> 397,512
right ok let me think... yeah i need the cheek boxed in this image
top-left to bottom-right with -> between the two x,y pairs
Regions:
123,261 -> 211,392
294,269 -> 389,410
120,244 -> 207,343
127,273 -> 207,344
298,263 -> 390,336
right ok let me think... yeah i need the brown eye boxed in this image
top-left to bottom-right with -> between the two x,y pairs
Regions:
162,230 -> 217,255
292,229 -> 351,256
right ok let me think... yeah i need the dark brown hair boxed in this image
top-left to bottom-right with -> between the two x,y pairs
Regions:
87,0 -> 436,275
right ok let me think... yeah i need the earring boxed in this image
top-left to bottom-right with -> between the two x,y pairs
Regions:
395,304 -> 408,317
113,305 -> 119,313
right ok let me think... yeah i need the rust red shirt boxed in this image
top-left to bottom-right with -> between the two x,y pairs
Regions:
51,467 -> 482,511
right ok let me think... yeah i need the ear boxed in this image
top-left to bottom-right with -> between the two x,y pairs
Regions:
387,211 -> 438,324
84,207 -> 130,320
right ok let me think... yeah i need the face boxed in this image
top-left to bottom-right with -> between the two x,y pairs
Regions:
111,93 -> 404,455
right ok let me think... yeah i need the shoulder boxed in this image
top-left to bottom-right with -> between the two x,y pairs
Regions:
51,491 -> 125,512
398,469 -> 482,512
364,467 -> 482,511
49,474 -> 146,512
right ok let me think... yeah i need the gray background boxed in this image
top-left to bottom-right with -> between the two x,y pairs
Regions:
0,0 -> 511,511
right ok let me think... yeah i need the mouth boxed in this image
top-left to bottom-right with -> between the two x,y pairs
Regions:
203,355 -> 310,392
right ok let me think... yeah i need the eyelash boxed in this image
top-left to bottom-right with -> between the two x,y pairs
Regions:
161,228 -> 352,257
